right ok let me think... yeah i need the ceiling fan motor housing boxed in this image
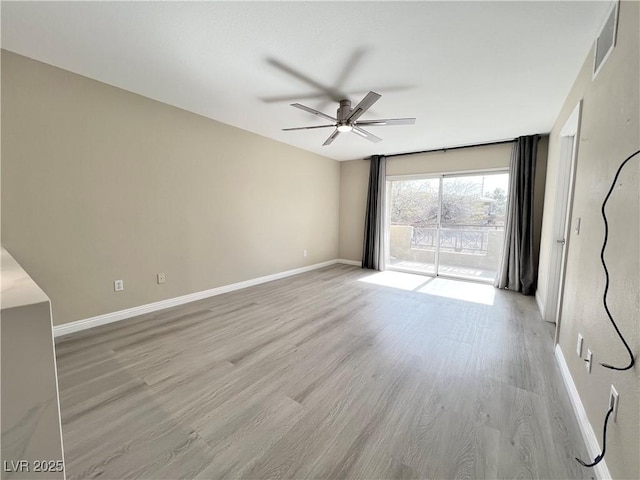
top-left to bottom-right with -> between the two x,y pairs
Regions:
338,99 -> 352,124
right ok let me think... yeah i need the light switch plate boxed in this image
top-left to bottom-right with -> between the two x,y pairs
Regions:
576,334 -> 583,357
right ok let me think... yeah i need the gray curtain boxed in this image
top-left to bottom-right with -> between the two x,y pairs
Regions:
495,136 -> 539,294
362,155 -> 386,270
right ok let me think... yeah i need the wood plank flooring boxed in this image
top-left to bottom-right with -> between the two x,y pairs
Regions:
54,265 -> 592,479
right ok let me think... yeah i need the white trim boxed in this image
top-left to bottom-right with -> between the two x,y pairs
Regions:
561,101 -> 582,137
54,259 -> 342,338
337,258 -> 362,266
535,290 -> 545,319
548,100 -> 581,342
554,345 -> 611,480
47,303 -> 66,478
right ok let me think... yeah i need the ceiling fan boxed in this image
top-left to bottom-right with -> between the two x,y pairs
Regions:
282,91 -> 416,146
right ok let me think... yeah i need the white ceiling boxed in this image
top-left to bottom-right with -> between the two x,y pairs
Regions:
1,1 -> 611,161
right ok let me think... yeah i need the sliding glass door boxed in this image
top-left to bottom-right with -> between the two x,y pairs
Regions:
387,171 -> 509,283
388,178 -> 441,274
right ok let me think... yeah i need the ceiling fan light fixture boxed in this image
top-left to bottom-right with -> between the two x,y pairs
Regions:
283,91 -> 415,145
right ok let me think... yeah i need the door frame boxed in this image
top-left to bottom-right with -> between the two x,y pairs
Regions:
543,101 -> 582,344
385,168 -> 510,282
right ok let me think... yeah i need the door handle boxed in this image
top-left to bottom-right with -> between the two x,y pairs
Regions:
557,239 -> 566,245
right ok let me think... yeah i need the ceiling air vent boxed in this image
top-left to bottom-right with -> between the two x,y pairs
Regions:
593,1 -> 619,79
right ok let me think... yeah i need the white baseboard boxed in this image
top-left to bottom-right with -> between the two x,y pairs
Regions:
336,258 -> 362,267
54,259 -> 352,338
554,344 -> 611,480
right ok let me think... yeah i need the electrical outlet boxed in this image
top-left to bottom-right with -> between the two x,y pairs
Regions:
114,279 -> 124,292
609,386 -> 619,422
157,273 -> 166,284
303,250 -> 308,257
576,334 -> 583,357
585,349 -> 593,373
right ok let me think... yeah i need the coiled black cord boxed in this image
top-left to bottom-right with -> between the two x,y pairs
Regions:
576,407 -> 614,467
574,149 -> 639,470
598,149 -> 639,371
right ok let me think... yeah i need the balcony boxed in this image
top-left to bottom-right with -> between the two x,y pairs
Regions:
388,225 -> 504,282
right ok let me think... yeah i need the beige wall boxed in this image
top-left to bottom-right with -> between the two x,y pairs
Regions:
537,2 -> 639,478
338,141 -> 548,269
338,159 -> 370,262
1,51 -> 340,325
386,142 -> 512,176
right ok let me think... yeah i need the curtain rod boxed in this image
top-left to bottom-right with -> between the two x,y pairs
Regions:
368,138 -> 516,160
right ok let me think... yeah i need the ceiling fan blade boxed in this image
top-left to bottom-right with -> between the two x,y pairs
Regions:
261,92 -> 329,103
352,126 -> 382,143
356,118 -> 416,126
267,58 -> 343,102
323,129 -> 341,146
334,47 -> 367,91
346,91 -> 381,123
282,124 -> 335,131
291,103 -> 337,122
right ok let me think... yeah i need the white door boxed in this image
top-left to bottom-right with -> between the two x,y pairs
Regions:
545,102 -> 581,342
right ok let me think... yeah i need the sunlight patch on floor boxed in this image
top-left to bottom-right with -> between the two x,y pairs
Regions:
358,271 -> 432,291
358,271 -> 495,305
416,277 -> 496,305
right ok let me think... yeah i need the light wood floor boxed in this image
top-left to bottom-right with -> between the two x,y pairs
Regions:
55,265 -> 591,479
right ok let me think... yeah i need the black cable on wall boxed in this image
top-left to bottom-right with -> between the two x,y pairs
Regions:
575,148 -> 639,469
598,149 -> 639,372
576,407 -> 614,467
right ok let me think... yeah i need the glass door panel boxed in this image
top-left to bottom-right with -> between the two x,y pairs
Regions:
388,178 -> 440,275
438,173 -> 509,282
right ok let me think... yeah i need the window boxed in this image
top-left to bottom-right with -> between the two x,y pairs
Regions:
387,171 -> 509,283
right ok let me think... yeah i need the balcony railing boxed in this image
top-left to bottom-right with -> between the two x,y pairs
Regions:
412,227 -> 502,255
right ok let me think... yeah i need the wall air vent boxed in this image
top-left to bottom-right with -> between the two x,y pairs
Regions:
593,1 -> 619,79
